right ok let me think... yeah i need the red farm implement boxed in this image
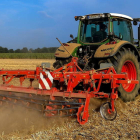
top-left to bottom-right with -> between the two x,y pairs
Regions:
0,57 -> 138,125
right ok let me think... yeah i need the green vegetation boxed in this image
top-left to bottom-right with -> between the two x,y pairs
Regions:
0,53 -> 55,59
0,46 -> 58,53
0,46 -> 57,59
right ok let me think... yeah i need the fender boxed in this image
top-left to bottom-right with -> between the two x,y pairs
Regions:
94,41 -> 140,59
54,43 -> 81,58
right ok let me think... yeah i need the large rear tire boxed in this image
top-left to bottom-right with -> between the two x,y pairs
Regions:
107,47 -> 140,102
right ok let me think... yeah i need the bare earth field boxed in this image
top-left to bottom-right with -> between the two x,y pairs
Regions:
0,59 -> 55,70
0,59 -> 140,140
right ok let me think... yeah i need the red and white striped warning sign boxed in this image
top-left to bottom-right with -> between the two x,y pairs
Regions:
39,71 -> 53,90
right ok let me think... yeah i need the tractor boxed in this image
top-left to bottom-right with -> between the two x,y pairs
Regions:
53,13 -> 140,102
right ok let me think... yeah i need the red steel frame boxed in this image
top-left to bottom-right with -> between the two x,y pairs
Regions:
0,57 -> 139,124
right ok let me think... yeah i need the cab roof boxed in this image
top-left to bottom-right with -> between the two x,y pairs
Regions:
110,13 -> 133,21
76,13 -> 133,21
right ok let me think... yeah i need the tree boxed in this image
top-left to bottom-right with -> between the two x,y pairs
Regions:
9,49 -> 14,53
0,46 -> 9,53
29,48 -> 33,53
34,48 -> 41,53
48,47 -> 58,53
15,49 -> 21,53
41,47 -> 49,53
0,46 -> 4,53
3,47 -> 9,53
21,47 -> 28,53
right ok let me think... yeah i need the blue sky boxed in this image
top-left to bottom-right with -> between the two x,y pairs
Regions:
0,0 -> 139,50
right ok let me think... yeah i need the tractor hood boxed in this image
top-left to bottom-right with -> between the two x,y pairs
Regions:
54,43 -> 81,58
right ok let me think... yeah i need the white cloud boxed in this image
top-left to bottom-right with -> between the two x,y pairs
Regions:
40,0 -> 98,20
38,11 -> 53,18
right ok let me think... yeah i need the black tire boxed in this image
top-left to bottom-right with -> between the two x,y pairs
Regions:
107,47 -> 140,102
53,57 -> 72,69
53,60 -> 62,69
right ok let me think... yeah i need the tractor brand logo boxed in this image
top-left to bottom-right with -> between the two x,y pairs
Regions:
58,49 -> 65,52
101,48 -> 113,52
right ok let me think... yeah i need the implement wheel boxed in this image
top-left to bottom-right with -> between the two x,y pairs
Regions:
107,48 -> 140,102
100,102 -> 117,120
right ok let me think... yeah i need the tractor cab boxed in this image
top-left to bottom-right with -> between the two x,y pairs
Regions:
75,13 -> 134,45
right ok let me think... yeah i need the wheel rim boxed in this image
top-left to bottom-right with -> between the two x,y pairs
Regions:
100,102 -> 117,120
121,60 -> 137,92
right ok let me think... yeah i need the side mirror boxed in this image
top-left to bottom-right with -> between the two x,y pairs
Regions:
133,21 -> 138,25
70,34 -> 74,39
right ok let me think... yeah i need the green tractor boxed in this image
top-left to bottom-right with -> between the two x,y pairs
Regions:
53,13 -> 140,102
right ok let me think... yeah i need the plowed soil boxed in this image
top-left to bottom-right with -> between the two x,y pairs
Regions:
0,59 -> 140,140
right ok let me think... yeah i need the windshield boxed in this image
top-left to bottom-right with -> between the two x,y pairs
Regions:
80,18 -> 109,43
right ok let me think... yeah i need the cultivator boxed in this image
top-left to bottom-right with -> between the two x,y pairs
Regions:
0,57 -> 138,124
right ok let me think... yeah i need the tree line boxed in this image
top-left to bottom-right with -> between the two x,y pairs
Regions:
0,46 -> 58,53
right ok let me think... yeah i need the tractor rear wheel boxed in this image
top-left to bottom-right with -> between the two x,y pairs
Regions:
107,47 -> 139,102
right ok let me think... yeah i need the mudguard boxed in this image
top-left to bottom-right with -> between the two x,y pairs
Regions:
54,43 -> 81,58
94,41 -> 139,58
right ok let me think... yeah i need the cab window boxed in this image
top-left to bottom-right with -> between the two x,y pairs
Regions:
113,19 -> 132,42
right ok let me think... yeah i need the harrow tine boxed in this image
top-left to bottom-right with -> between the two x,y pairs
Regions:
48,100 -> 78,103
44,107 -> 79,112
44,102 -> 84,106
0,95 -> 81,118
